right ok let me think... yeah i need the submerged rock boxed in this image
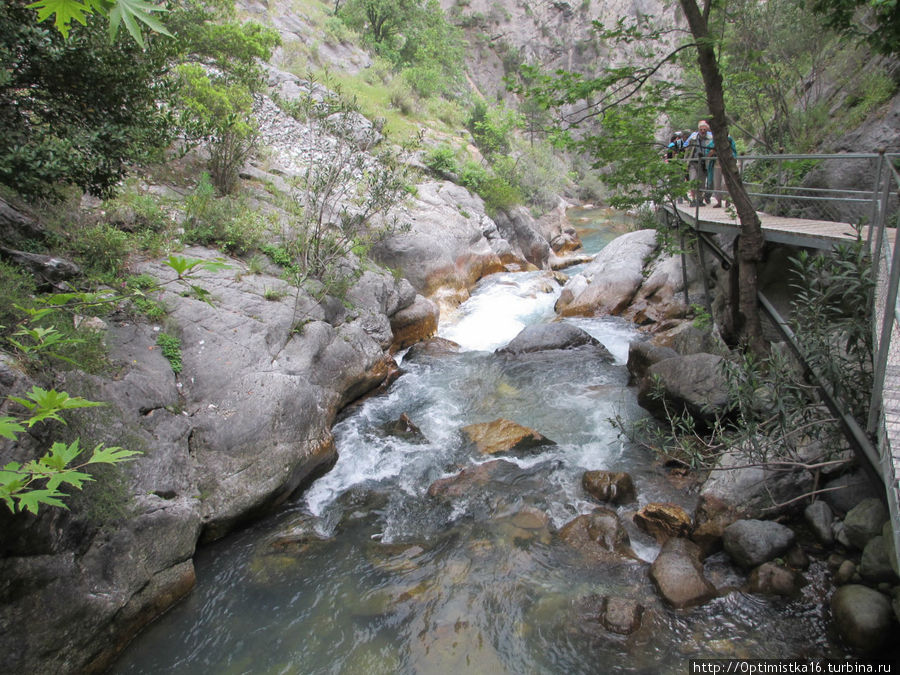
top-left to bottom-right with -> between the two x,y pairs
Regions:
558,508 -> 637,562
582,470 -> 637,505
747,562 -> 804,597
427,460 -> 516,499
380,413 -> 427,443
649,538 -> 717,609
577,594 -> 645,636
460,418 -> 556,457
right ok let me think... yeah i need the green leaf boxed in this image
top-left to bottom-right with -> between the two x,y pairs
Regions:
45,469 -> 94,491
39,440 -> 85,472
87,444 -> 141,465
10,386 -> 105,426
0,417 -> 25,441
26,0 -> 90,38
16,488 -> 69,515
108,0 -> 172,47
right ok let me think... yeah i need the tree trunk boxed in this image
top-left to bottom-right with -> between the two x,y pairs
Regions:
679,0 -> 767,354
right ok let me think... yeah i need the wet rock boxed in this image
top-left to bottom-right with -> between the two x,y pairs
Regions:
747,562 -> 804,597
427,460 -> 515,498
722,519 -> 796,569
633,502 -> 692,542
626,341 -> 678,384
380,413 -> 427,443
581,470 -> 636,505
843,498 -> 888,551
497,323 -> 612,359
266,513 -> 331,554
460,418 -> 556,457
389,294 -> 439,351
884,521 -> 899,578
785,545 -> 810,570
637,353 -> 729,425
578,594 -> 644,635
835,560 -> 857,585
831,584 -> 894,652
804,500 -> 835,546
650,538 -> 717,609
402,336 -> 461,362
859,536 -> 899,583
690,495 -> 739,556
558,508 -> 637,561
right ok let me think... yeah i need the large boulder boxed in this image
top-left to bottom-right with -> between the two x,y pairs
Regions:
558,229 -> 658,317
637,352 -> 729,424
624,250 -> 705,327
626,341 -> 678,384
804,500 -> 835,546
497,322 -> 612,359
722,519 -> 796,569
460,418 -> 556,457
699,445 -> 815,518
389,294 -> 439,351
372,181 -> 505,303
492,206 -> 552,269
649,538 -> 717,609
831,585 -> 894,653
842,498 -> 889,551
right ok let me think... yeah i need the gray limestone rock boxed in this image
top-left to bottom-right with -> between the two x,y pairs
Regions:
649,538 -> 717,609
497,322 -> 612,359
722,519 -> 796,569
637,352 -> 729,424
843,498 -> 889,551
831,585 -> 894,653
804,500 -> 835,546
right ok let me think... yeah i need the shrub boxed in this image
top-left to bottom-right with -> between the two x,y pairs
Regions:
479,176 -> 523,216
69,223 -> 132,281
183,174 -> 269,255
424,145 -> 459,175
458,160 -> 488,193
0,261 -> 35,337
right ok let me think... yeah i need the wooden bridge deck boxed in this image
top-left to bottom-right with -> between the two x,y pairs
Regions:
670,203 -> 869,250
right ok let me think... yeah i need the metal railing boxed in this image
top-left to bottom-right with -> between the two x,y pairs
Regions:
678,150 -> 900,563
684,152 -> 899,227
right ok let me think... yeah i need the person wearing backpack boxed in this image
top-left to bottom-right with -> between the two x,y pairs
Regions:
684,120 -> 713,206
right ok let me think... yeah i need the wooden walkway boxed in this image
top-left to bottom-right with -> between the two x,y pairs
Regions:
669,203 -> 870,250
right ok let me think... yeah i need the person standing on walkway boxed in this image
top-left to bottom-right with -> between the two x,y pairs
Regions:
685,120 -> 713,206
709,134 -> 738,207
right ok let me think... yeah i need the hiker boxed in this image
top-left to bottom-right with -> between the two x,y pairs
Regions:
665,131 -> 684,161
684,120 -> 713,206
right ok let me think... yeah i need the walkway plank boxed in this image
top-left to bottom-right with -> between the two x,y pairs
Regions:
670,203 -> 871,249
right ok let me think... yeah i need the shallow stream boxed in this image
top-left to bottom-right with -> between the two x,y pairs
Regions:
113,209 -> 843,674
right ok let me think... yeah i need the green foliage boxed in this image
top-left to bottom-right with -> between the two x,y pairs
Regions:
467,100 -> 521,158
0,385 -> 139,515
424,145 -> 459,175
0,262 -> 37,339
479,176 -> 523,216
183,174 -> 270,253
810,0 -> 900,55
27,0 -> 172,46
155,332 -> 182,374
458,160 -> 488,193
68,223 -> 132,282
1,1 -> 176,199
340,0 -> 464,97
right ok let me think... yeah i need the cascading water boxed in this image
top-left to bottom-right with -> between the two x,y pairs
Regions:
112,211 -> 842,674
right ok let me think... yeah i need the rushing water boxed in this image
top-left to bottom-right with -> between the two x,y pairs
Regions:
113,211 -> 846,674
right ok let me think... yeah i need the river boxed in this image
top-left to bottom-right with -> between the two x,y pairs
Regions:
112,209 -> 841,674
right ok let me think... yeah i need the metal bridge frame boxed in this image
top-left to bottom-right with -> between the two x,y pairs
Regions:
665,152 -> 900,566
